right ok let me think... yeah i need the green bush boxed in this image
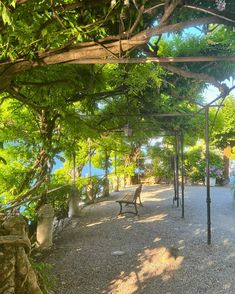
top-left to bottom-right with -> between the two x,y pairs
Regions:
184,143 -> 224,184
30,259 -> 57,293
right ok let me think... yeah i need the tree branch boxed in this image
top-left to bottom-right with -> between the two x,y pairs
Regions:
184,4 -> 235,24
12,179 -> 45,204
0,16 -> 233,91
161,0 -> 183,25
6,86 -> 44,111
161,63 -> 227,94
129,5 -> 145,35
67,86 -> 127,103
17,79 -> 72,87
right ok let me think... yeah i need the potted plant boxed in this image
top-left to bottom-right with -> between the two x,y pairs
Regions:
205,166 -> 224,186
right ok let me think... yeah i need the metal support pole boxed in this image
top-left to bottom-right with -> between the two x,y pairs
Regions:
181,130 -> 185,218
205,106 -> 211,245
113,149 -> 119,192
175,132 -> 180,207
173,154 -> 177,203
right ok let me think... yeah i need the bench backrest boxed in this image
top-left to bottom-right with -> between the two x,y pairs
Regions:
133,184 -> 142,200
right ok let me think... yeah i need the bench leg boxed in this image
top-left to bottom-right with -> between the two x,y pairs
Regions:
118,202 -> 123,215
134,202 -> 138,215
138,196 -> 143,206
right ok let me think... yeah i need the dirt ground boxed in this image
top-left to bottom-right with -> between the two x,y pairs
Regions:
44,184 -> 235,294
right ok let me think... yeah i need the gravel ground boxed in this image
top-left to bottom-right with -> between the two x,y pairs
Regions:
44,184 -> 235,294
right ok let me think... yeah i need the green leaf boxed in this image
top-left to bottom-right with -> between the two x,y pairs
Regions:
41,28 -> 47,37
10,0 -> 16,8
2,5 -> 11,25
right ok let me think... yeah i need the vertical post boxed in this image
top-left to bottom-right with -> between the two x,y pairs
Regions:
114,150 -> 117,176
175,132 -> 180,207
103,149 -> 110,197
88,139 -> 91,179
137,157 -> 140,184
69,149 -> 80,218
173,154 -> 177,203
87,138 -> 94,203
181,130 -> 185,218
73,151 -> 76,187
205,106 -> 211,245
113,149 -> 119,192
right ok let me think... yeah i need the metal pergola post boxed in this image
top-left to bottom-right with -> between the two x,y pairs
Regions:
181,130 -> 185,218
175,132 -> 180,207
173,154 -> 177,204
205,106 -> 211,245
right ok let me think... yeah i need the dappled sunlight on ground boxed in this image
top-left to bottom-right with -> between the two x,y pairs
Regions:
86,221 -> 106,227
123,225 -> 132,230
153,237 -> 161,242
137,213 -> 168,223
107,247 -> 184,294
144,196 -> 169,202
225,250 -> 235,259
193,227 -> 206,235
46,185 -> 235,294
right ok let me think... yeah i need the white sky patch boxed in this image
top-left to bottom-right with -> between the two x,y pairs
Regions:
203,78 -> 235,103
148,137 -> 163,146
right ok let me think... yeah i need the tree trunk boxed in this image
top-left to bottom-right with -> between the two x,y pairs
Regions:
120,176 -> 125,188
86,182 -> 95,203
126,176 -> 132,186
113,175 -> 119,192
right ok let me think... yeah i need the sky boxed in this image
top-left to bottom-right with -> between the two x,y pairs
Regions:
203,78 -> 235,103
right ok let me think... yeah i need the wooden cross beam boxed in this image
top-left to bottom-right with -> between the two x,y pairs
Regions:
67,56 -> 235,64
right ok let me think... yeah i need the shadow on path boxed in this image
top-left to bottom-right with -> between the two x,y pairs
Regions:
45,184 -> 235,294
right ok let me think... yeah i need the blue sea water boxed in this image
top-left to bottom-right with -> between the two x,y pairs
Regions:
52,158 -> 108,178
81,164 -> 107,178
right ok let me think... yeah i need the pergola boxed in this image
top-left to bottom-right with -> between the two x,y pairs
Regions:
1,0 -> 235,246
2,2 -> 235,293
85,69 -> 233,245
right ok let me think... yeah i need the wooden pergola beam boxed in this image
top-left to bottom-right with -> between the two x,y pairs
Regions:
68,56 -> 235,64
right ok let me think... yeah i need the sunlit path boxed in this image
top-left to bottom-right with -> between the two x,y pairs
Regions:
45,185 -> 235,294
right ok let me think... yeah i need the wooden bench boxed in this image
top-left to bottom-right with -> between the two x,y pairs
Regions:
116,184 -> 143,215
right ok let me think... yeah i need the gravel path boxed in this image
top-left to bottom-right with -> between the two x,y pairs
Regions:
45,184 -> 235,294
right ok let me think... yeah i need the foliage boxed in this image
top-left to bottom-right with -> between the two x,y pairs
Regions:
0,0 -> 234,219
211,95 -> 235,148
146,142 -> 174,182
30,259 -> 56,294
184,142 -> 224,183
